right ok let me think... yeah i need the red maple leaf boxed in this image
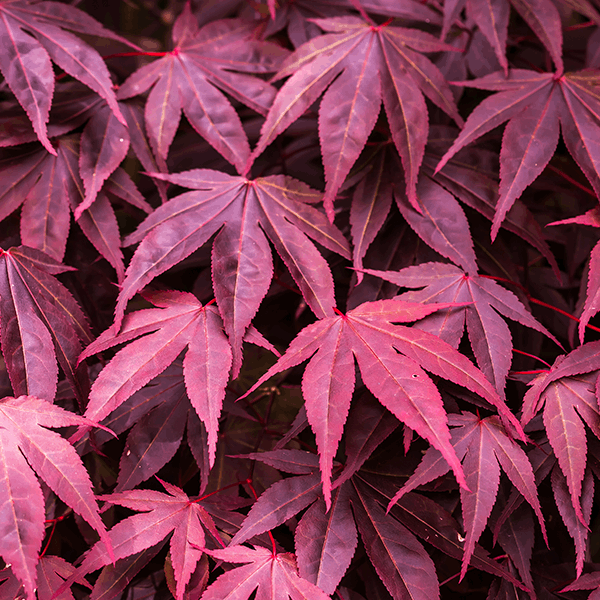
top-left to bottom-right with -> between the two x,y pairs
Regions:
0,245 -> 93,404
240,298 -> 524,507
435,69 -> 600,238
0,0 -> 135,155
388,412 -> 546,580
0,395 -> 111,600
78,291 -> 239,467
115,170 -> 350,373
363,262 -> 558,391
201,545 -> 331,600
250,14 -> 463,218
116,4 -> 289,170
58,479 -> 223,600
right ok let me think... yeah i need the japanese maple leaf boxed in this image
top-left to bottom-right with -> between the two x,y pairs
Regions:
77,291 -> 234,468
116,170 -> 350,374
0,0 -> 135,155
387,412 -> 546,580
201,545 -> 331,600
349,144 -> 479,282
250,15 -> 463,219
0,135 -> 151,275
350,477 -> 442,600
549,207 -> 600,343
362,262 -> 558,392
116,4 -> 289,170
522,341 -> 600,525
59,479 -> 223,600
435,69 -> 600,238
103,365 -> 193,493
0,395 -> 112,600
240,298 -> 524,507
0,85 -> 101,149
423,127 -> 560,276
0,245 -> 93,403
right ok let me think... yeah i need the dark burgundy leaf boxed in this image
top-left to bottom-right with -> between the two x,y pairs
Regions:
252,15 -> 462,218
0,0 -> 130,154
117,170 -> 349,373
117,7 -> 288,168
295,483 -> 357,594
0,245 -> 92,403
351,478 -> 440,600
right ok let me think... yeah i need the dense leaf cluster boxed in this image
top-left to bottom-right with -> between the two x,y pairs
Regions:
2,0 -> 600,598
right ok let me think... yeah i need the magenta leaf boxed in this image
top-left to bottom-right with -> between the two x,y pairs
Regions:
364,262 -> 558,391
523,363 -> 600,525
388,412 -> 546,579
202,545 -> 331,600
62,480 -> 220,600
79,290 -> 232,467
435,69 -> 600,237
241,298 -> 524,507
117,170 -> 349,373
0,395 -> 111,600
117,7 -> 288,168
252,15 -> 462,218
0,0 -> 128,154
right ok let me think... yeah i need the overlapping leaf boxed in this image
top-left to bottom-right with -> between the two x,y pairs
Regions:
0,555 -> 91,600
251,15 -> 463,218
240,298 -> 524,507
522,342 -> 600,524
0,395 -> 111,600
349,145 -> 478,280
117,169 -> 350,373
363,262 -> 557,391
259,0 -> 441,48
350,138 -> 558,283
387,412 -> 545,580
435,69 -> 600,238
552,464 -> 594,577
60,479 -> 223,600
116,5 -> 288,169
78,290 -> 233,467
442,0 -> 564,76
0,0 -> 134,154
351,478 -> 440,600
0,245 -> 93,403
0,135 -> 150,274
